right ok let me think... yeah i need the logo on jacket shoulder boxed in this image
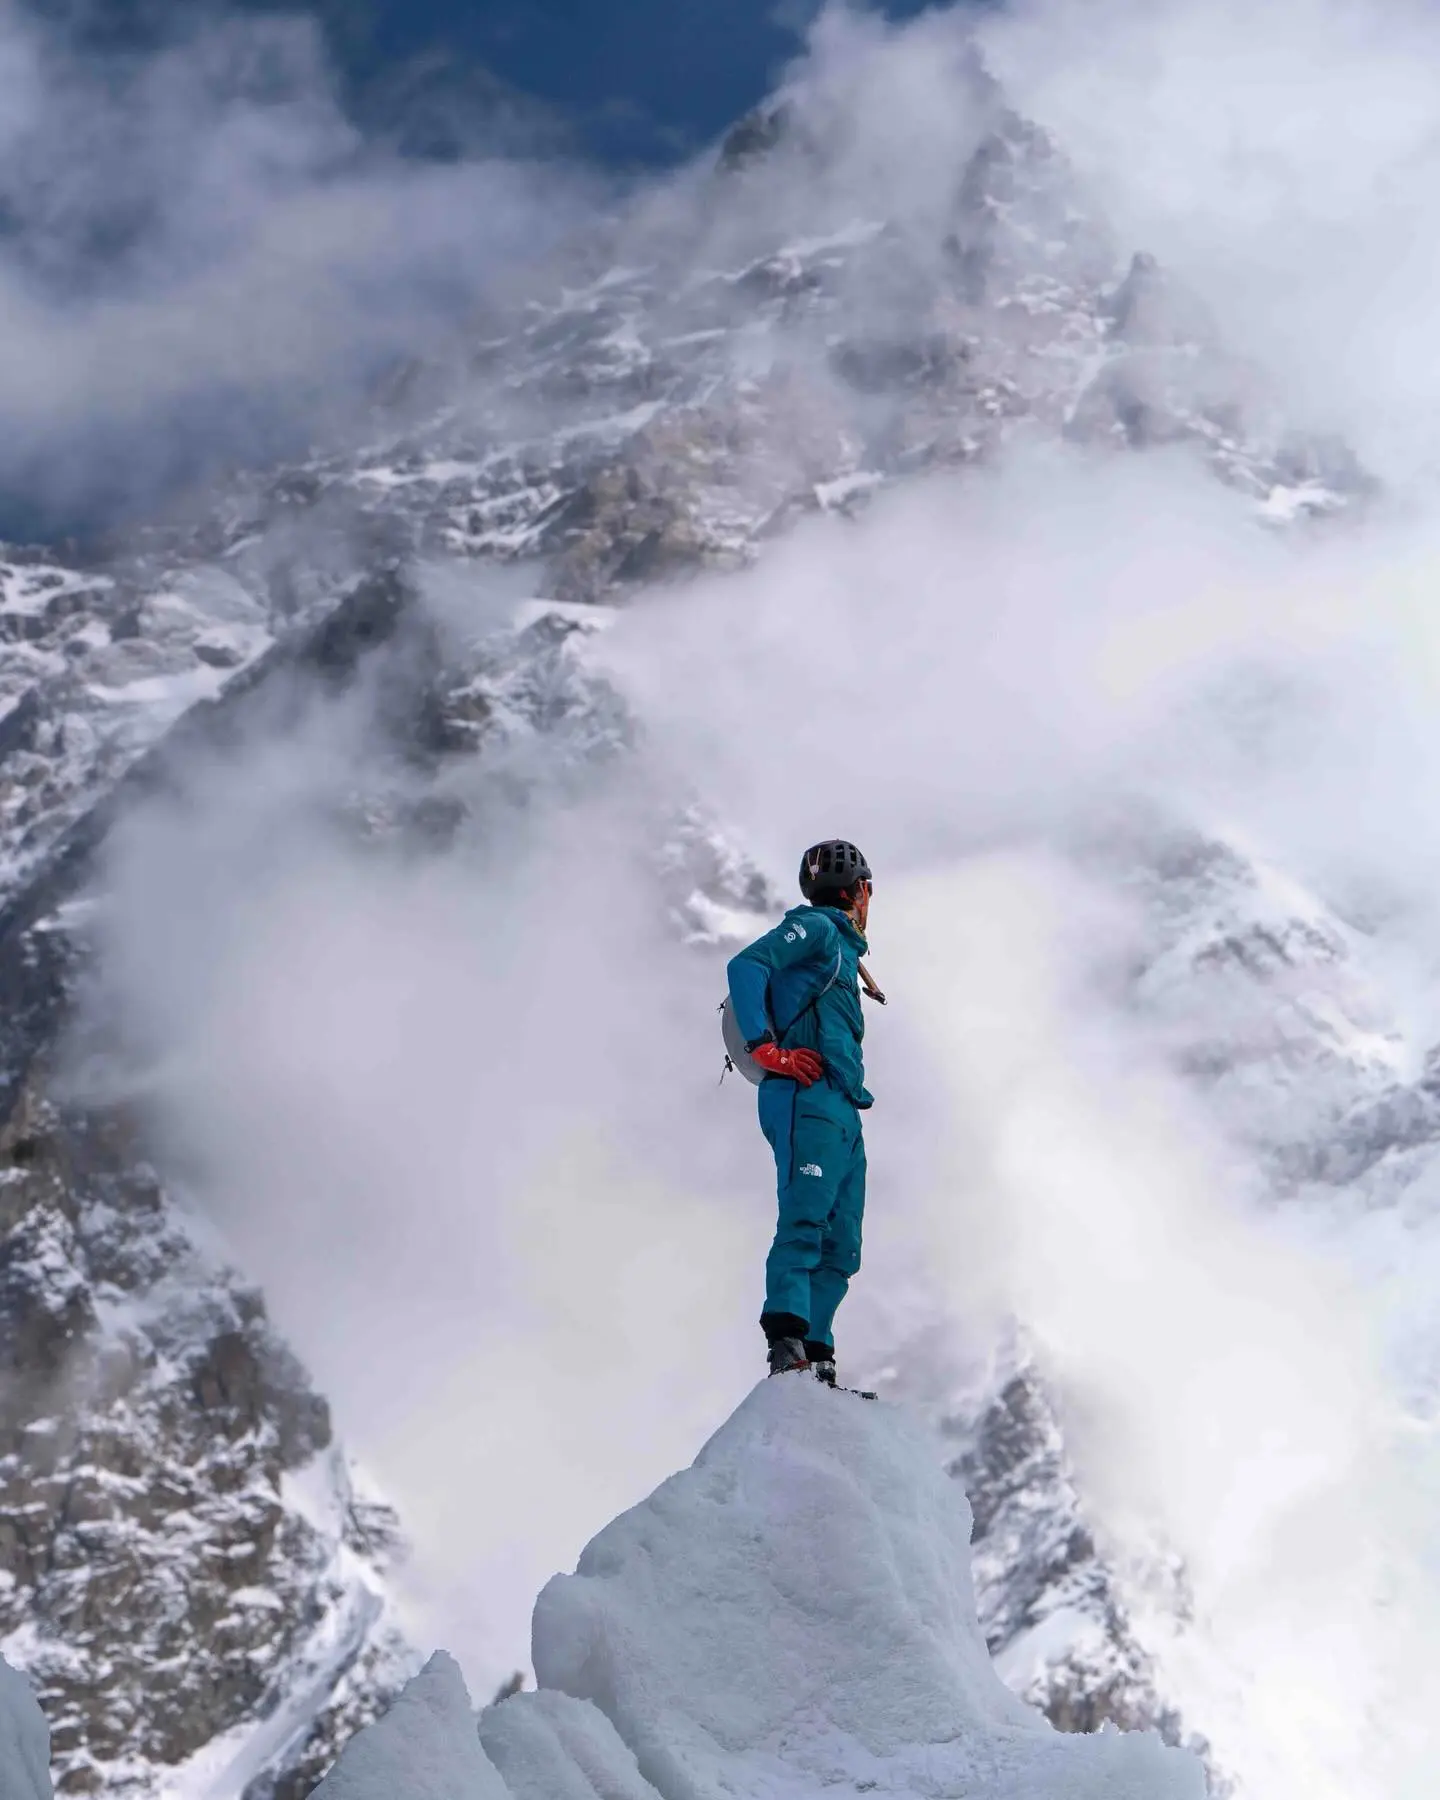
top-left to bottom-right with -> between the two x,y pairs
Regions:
784,920 -> 807,943
799,1162 -> 823,1177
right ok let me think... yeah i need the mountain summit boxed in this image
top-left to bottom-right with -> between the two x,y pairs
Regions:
310,1380 -> 1204,1800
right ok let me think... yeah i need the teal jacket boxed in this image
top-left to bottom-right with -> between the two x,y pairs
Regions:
726,904 -> 873,1109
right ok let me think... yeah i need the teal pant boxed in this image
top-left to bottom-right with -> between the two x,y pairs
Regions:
757,1079 -> 866,1349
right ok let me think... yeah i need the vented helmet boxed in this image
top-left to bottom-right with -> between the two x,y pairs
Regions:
798,839 -> 872,902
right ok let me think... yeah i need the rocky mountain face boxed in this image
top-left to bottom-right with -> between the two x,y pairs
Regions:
0,1078 -> 411,1799
0,47 -> 1393,1800
951,1351 -> 1195,1744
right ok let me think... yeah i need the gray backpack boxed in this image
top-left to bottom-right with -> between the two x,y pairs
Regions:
718,946 -> 844,1085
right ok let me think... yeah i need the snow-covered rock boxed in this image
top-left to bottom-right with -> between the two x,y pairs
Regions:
317,1381 -> 1204,1800
951,1349 -> 1189,1746
0,1084 -> 413,1800
0,1655 -> 53,1800
311,1654 -> 506,1800
478,1690 -> 659,1800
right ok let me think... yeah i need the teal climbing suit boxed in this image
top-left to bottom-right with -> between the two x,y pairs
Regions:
725,904 -> 872,1347
756,1077 -> 866,1348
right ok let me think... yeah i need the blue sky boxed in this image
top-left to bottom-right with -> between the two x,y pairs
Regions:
344,0 -> 935,162
44,0 -> 944,165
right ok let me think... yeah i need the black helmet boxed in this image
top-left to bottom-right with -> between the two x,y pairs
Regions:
799,839 -> 872,902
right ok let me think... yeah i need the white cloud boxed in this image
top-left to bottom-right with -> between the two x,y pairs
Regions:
0,8 -> 598,519
978,0 -> 1440,482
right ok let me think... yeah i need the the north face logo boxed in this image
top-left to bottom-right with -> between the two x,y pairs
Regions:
799,1162 -> 823,1177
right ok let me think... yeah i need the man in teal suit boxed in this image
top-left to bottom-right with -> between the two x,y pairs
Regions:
726,840 -> 876,1383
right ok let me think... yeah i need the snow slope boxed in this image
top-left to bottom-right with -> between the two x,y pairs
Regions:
313,1379 -> 1204,1800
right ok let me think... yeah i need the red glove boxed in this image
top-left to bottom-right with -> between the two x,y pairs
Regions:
750,1043 -> 824,1087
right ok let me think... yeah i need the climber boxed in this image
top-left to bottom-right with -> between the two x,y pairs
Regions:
725,839 -> 878,1385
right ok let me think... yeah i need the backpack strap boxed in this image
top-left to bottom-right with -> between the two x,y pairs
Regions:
775,944 -> 844,1045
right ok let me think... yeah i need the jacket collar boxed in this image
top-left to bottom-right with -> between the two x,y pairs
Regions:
803,903 -> 868,955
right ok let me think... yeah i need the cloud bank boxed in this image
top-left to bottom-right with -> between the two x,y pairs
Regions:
0,5 -> 597,529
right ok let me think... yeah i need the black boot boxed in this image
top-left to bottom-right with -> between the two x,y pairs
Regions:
804,1339 -> 876,1400
761,1312 -> 812,1378
766,1336 -> 811,1376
